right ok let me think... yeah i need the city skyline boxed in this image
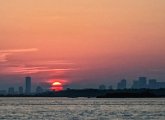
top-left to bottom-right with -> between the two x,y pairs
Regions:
0,76 -> 165,96
0,0 -> 165,89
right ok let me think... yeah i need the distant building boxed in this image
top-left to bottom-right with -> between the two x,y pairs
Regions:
148,79 -> 165,89
132,77 -> 165,89
25,77 -> 31,95
156,82 -> 165,89
148,79 -> 157,89
36,86 -> 43,94
8,87 -> 15,95
19,86 -> 23,95
132,77 -> 147,89
138,77 -> 147,88
99,85 -> 106,90
132,80 -> 139,89
117,79 -> 127,89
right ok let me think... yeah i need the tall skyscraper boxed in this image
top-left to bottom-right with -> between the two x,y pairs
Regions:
25,77 -> 31,95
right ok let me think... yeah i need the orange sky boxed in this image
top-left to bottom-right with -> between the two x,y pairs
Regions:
0,0 -> 165,89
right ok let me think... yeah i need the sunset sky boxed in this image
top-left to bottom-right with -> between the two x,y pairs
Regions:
0,0 -> 165,90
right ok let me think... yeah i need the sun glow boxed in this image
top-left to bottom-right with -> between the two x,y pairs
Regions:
51,81 -> 63,91
52,82 -> 62,86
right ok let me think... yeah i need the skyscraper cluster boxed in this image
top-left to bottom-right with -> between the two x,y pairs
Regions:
0,77 -> 43,95
132,77 -> 165,89
99,77 -> 165,90
6,77 -> 32,95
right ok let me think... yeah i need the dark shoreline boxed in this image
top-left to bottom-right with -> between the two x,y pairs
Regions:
1,89 -> 165,98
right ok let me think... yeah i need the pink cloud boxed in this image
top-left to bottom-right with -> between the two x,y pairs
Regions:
0,48 -> 38,62
0,66 -> 76,75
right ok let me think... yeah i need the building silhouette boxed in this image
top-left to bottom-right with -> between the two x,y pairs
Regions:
148,79 -> 165,89
156,82 -> 165,89
132,77 -> 147,89
25,77 -> 31,95
132,80 -> 139,89
138,77 -> 147,88
117,79 -> 127,89
18,86 -> 23,95
8,87 -> 15,95
148,79 -> 157,89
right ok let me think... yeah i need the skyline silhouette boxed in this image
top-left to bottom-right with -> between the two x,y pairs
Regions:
0,76 -> 165,96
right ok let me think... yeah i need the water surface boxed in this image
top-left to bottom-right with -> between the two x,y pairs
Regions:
0,98 -> 164,120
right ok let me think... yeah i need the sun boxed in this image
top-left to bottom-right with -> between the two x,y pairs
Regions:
52,82 -> 62,86
51,81 -> 63,91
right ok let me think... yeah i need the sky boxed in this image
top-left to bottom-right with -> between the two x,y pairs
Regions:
0,0 -> 165,90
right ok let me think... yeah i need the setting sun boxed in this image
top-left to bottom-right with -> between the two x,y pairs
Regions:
51,81 -> 63,91
52,82 -> 62,86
